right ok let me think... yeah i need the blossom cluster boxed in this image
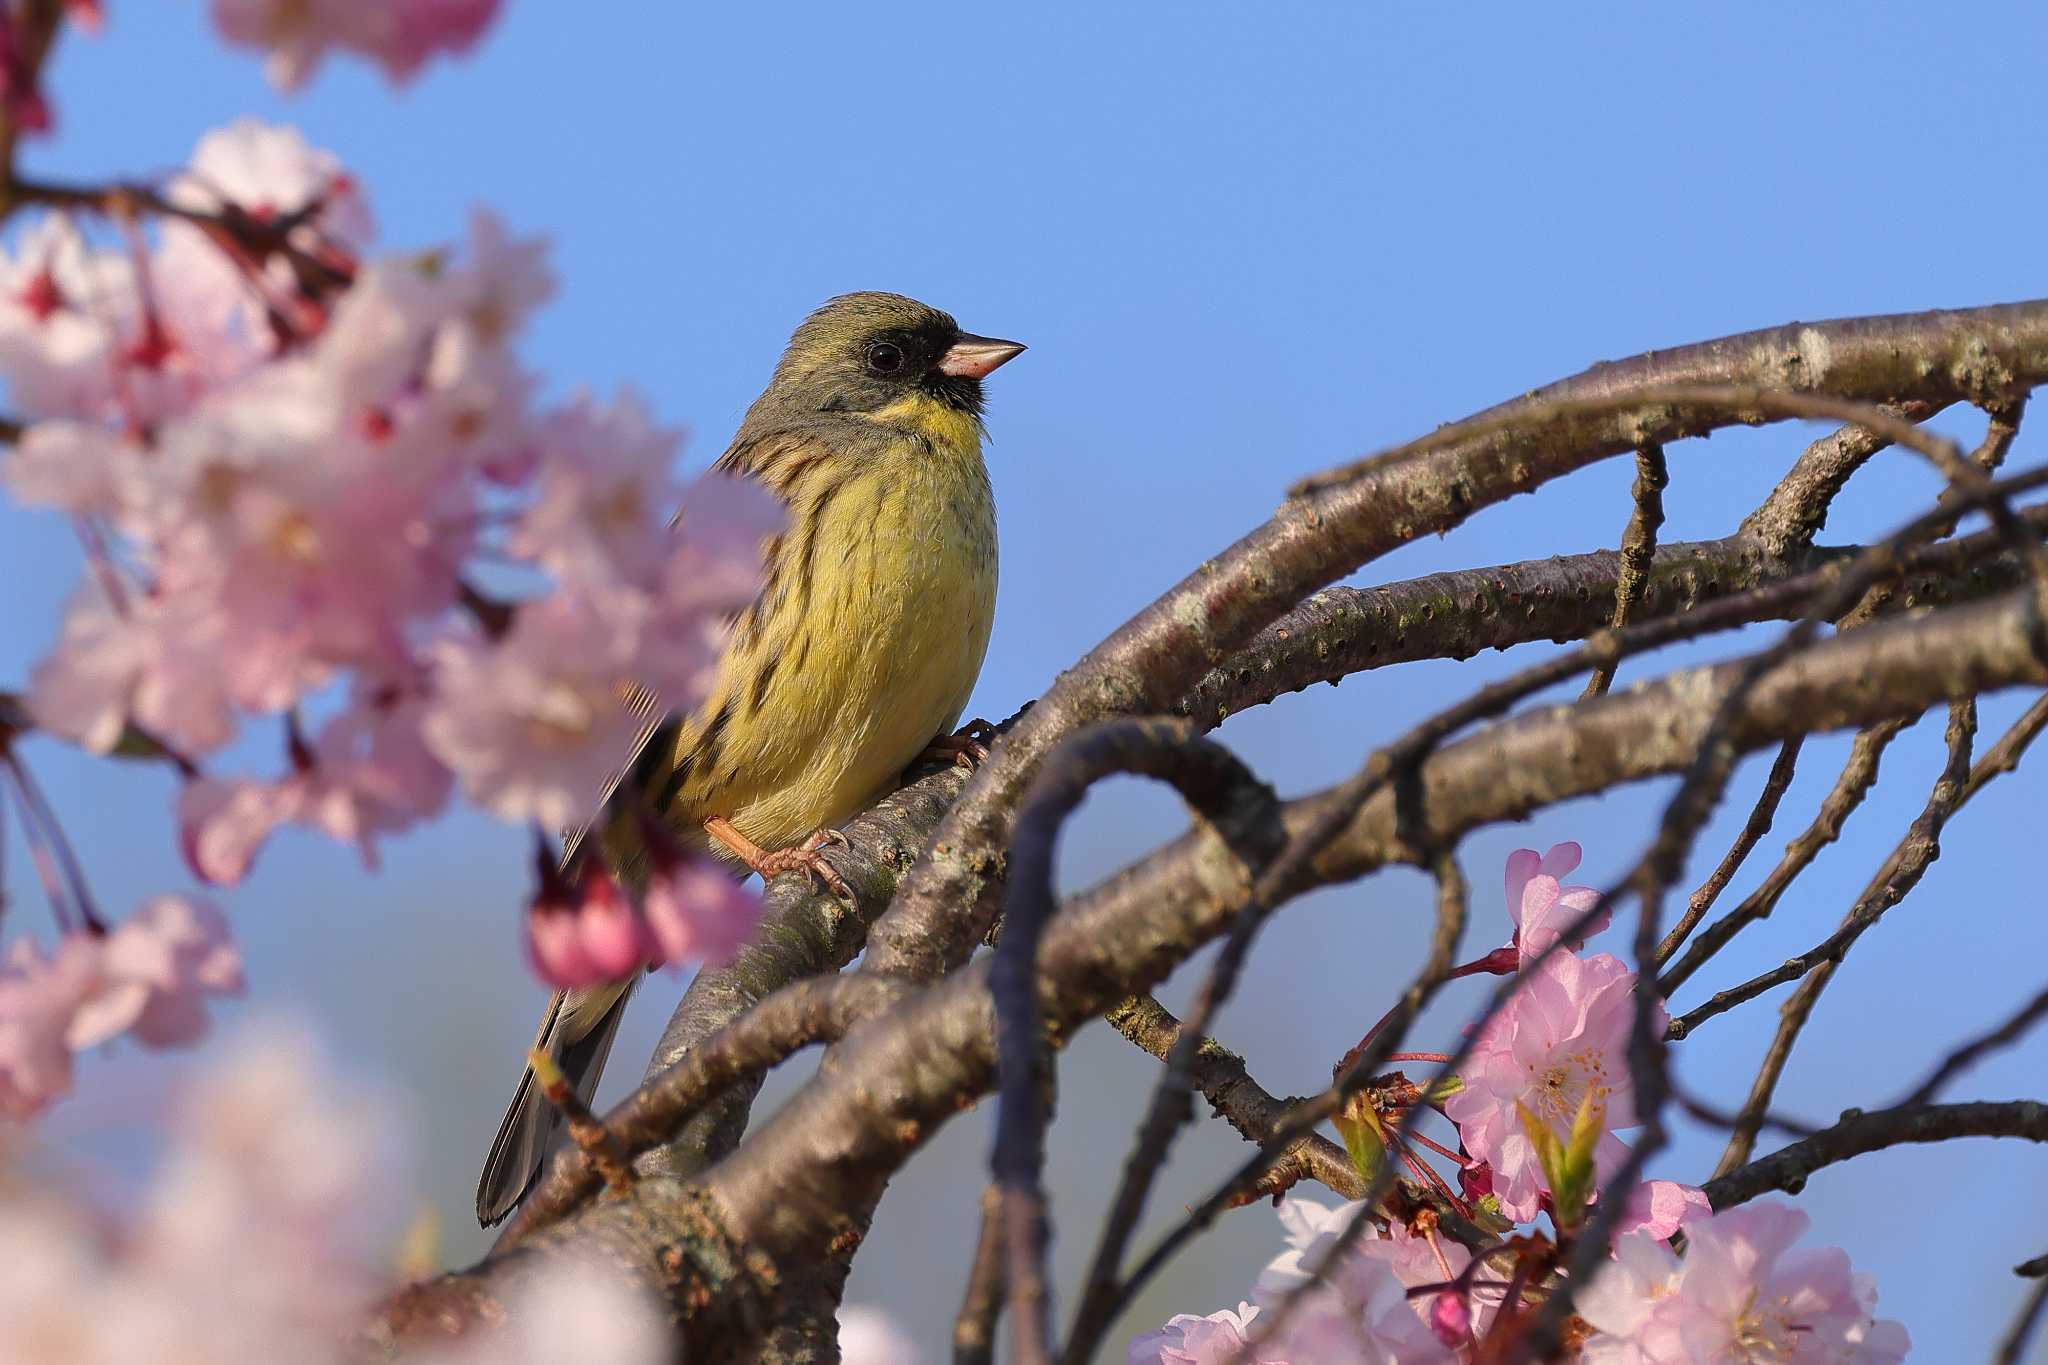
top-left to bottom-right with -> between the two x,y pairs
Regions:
0,1020 -> 926,1363
211,0 -> 503,91
0,115 -> 778,1116
0,1021 -> 680,1363
1129,842 -> 1910,1363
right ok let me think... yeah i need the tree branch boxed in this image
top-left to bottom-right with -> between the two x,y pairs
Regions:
1699,1100 -> 2048,1208
865,304 -> 2048,984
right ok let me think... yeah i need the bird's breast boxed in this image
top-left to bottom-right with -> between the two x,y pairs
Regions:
675,432 -> 997,852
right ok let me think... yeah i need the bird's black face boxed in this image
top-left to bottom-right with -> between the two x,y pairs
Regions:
773,293 -> 1024,422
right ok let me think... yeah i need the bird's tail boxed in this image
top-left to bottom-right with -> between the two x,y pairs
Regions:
475,977 -> 636,1227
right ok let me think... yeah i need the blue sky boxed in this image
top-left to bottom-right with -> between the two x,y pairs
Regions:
4,4 -> 2046,1358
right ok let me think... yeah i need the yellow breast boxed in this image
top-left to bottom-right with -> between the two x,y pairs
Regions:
667,403 -> 997,853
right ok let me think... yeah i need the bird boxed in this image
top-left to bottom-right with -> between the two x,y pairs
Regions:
475,292 -> 1024,1226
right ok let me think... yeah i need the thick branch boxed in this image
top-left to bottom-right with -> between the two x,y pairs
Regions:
699,590 -> 2048,1276
865,303 -> 2048,983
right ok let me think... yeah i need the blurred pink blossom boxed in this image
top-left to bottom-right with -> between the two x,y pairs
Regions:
27,588 -> 238,757
1127,1303 -> 1280,1365
1250,1198 -> 1481,1359
512,391 -> 688,590
422,591 -> 649,833
210,0 -> 501,91
66,895 -> 244,1050
0,1022 -> 405,1362
1580,1200 -> 1910,1363
0,936 -> 97,1118
643,855 -> 761,969
1442,951 -> 1656,1223
178,686 -> 451,885
1614,1179 -> 1712,1244
526,870 -> 658,991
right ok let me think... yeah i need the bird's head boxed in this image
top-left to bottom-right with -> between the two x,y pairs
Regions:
756,292 -> 1024,427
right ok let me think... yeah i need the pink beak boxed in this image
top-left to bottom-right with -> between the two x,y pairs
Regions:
938,333 -> 1026,379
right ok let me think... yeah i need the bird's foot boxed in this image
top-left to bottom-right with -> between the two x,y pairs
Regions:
704,816 -> 853,900
914,717 -> 996,773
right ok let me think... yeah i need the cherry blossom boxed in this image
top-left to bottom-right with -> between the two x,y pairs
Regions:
421,590 -> 650,833
65,895 -> 244,1050
0,1023 -> 403,1362
1504,840 -> 1610,960
210,0 -> 502,91
1614,1179 -> 1712,1244
0,935 -> 98,1118
1580,1200 -> 1910,1363
512,391 -> 689,590
26,587 -> 238,757
525,868 -> 659,991
1442,951 -> 1657,1223
1127,1303 -> 1281,1365
178,688 -> 451,884
0,897 -> 243,1118
1250,1198 -> 1485,1360
0,214 -> 133,422
642,853 -> 761,969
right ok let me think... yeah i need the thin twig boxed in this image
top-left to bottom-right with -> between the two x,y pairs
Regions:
953,1186 -> 1007,1365
1741,401 -> 1944,557
1998,1277 -> 2048,1365
1699,1099 -> 2048,1208
1658,720 -> 1909,995
1653,737 -> 1804,966
1224,853 -> 1472,1363
1899,980 -> 2048,1107
987,720 -> 1284,1365
504,974 -> 911,1244
526,1049 -> 633,1199
1101,995 -> 1364,1200
1582,444 -> 1669,698
1673,699 -> 2001,1044
1705,701 -> 1976,1177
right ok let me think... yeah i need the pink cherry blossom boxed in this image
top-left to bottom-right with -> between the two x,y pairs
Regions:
643,854 -> 761,969
632,469 -> 788,697
66,896 -> 244,1050
421,590 -> 649,833
526,871 -> 659,991
0,215 -> 132,422
1442,951 -> 1658,1223
210,0 -> 502,91
1504,840 -> 1610,959
170,118 -> 375,250
158,120 -> 373,357
179,689 -> 451,884
512,391 -> 688,590
1614,1179 -> 1712,1244
1252,1198 -> 1487,1356
1580,1201 -> 1910,1363
0,419 -> 134,518
1128,1303 -> 1282,1365
27,588 -> 239,756
0,1023 -> 405,1363
0,936 -> 98,1118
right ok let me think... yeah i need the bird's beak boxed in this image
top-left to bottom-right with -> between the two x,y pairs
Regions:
938,333 -> 1026,378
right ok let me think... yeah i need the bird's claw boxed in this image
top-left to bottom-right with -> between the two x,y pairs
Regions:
755,828 -> 854,900
916,718 -> 996,773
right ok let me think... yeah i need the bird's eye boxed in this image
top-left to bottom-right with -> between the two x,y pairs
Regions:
864,341 -> 905,376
